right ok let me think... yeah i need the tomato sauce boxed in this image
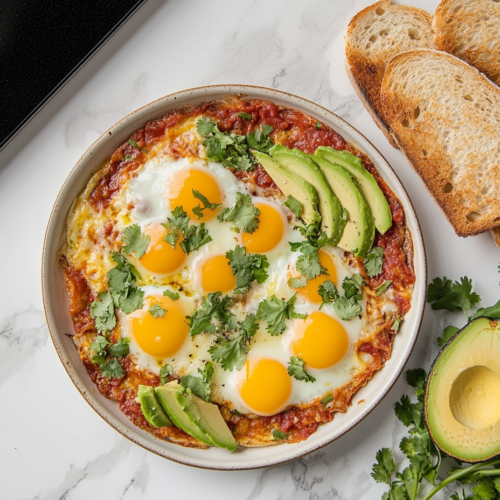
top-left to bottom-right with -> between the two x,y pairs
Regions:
64,97 -> 415,448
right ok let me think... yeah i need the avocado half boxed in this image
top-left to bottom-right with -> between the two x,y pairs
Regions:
425,317 -> 500,462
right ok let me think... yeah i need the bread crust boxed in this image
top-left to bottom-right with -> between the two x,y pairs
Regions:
433,0 -> 500,85
381,49 -> 500,237
344,0 -> 434,148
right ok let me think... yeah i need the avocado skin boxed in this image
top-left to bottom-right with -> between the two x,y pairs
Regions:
311,155 -> 375,257
137,385 -> 172,427
253,151 -> 320,225
425,317 -> 500,463
315,147 -> 392,235
269,145 -> 345,245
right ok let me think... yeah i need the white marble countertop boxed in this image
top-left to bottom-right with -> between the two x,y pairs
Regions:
2,0 -> 499,498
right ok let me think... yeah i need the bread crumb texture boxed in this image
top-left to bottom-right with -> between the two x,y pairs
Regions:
433,0 -> 500,84
381,49 -> 500,236
345,0 -> 434,125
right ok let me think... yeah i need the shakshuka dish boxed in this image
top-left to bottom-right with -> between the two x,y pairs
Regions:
60,96 -> 415,450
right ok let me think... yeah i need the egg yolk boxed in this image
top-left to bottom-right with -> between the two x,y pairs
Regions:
130,295 -> 188,358
239,358 -> 292,415
168,168 -> 222,221
139,225 -> 186,275
293,311 -> 349,369
201,255 -> 236,293
290,249 -> 338,304
242,202 -> 284,254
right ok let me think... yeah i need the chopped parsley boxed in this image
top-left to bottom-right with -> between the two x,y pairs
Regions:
217,192 -> 261,233
237,112 -> 252,120
290,222 -> 329,281
257,295 -> 306,336
186,293 -> 235,336
364,246 -> 384,278
284,195 -> 302,218
163,289 -> 180,301
226,246 -> 269,294
159,364 -> 173,384
315,121 -> 322,129
287,356 -> 316,383
375,280 -> 392,296
209,314 -> 259,371
121,224 -> 150,259
272,429 -> 289,441
320,393 -> 334,405
149,303 -> 167,318
162,206 -> 212,254
128,138 -> 149,153
427,276 -> 481,320
192,190 -> 221,219
179,362 -> 214,402
318,278 -> 363,320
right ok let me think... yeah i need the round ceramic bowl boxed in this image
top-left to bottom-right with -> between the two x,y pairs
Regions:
42,85 -> 426,470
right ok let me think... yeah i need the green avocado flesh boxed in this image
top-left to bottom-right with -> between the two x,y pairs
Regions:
253,151 -> 320,224
426,317 -> 500,462
175,391 -> 237,451
155,381 -> 237,451
311,155 -> 375,257
269,145 -> 345,245
137,385 -> 172,427
315,147 -> 392,235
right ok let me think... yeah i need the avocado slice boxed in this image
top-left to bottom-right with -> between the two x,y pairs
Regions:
269,145 -> 345,245
425,317 -> 500,462
155,381 -> 213,446
175,391 -> 238,452
315,147 -> 392,235
253,151 -> 320,225
138,385 -> 173,427
311,156 -> 375,257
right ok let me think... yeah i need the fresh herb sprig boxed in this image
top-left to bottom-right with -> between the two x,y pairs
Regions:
257,295 -> 306,336
186,292 -> 235,336
217,192 -> 261,233
89,336 -> 130,379
179,362 -> 214,401
287,356 -> 316,383
318,275 -> 364,321
365,246 -> 384,278
226,246 -> 269,294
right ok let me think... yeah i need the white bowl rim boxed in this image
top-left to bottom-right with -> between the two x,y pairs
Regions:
42,84 -> 427,470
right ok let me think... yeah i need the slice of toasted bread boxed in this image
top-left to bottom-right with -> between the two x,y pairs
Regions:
344,0 -> 435,148
433,0 -> 500,85
380,49 -> 500,237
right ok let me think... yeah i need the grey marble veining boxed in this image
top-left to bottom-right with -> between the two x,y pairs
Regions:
1,0 -> 499,498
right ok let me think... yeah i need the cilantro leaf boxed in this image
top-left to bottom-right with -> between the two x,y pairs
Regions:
392,317 -> 402,332
192,190 -> 222,220
181,222 -> 212,254
209,314 -> 259,371
427,276 -> 481,318
246,124 -> 274,153
217,192 -> 261,233
226,246 -> 269,294
186,293 -> 235,336
121,224 -> 150,259
257,295 -> 306,336
237,112 -> 252,120
372,448 -> 396,485
318,280 -> 338,304
90,292 -> 116,333
100,359 -> 125,379
118,285 -> 144,314
375,280 -> 392,296
287,356 -> 316,383
395,394 -> 423,429
471,299 -> 500,320
90,335 -> 110,364
149,303 -> 167,318
162,206 -> 189,248
296,249 -> 326,281
315,121 -> 322,129
437,325 -> 460,346
108,338 -> 130,358
159,364 -> 173,385
333,295 -> 362,320
288,277 -> 307,288
197,116 -> 216,136
180,362 -> 214,402
342,274 -> 364,300
272,429 -> 289,441
163,289 -> 180,301
364,246 -> 384,278
321,393 -> 334,404
290,222 -> 329,281
128,139 -> 149,153
283,195 -> 302,218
